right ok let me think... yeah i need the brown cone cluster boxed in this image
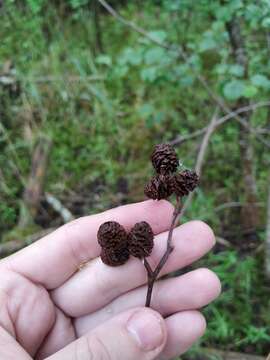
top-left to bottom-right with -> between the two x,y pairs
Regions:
98,221 -> 129,266
100,247 -> 130,267
97,221 -> 127,250
128,221 -> 154,259
151,143 -> 178,174
98,221 -> 154,266
145,143 -> 199,200
144,174 -> 173,200
173,170 -> 199,197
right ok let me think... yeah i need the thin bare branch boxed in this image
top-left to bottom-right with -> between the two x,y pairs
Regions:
171,101 -> 270,146
180,108 -> 219,217
45,192 -> 74,223
98,0 -> 175,52
216,236 -> 231,247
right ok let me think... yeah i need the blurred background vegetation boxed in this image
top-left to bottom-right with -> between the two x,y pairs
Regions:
0,0 -> 270,358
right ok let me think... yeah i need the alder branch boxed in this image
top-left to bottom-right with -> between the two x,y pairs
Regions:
180,108 -> 219,217
216,236 -> 231,247
170,101 -> 270,146
145,197 -> 182,307
98,0 -> 270,148
45,192 -> 74,223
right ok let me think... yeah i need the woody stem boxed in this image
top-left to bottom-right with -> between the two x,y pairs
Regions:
144,197 -> 182,307
143,258 -> 154,307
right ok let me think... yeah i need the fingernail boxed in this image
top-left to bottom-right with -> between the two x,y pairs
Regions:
126,310 -> 164,351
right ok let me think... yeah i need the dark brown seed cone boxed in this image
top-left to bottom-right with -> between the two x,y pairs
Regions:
151,143 -> 179,174
128,221 -> 154,259
97,221 -> 128,250
144,174 -> 173,200
100,247 -> 130,266
173,169 -> 199,197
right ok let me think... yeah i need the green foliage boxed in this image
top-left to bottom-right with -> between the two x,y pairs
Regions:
223,80 -> 245,100
200,251 -> 270,353
0,204 -> 16,229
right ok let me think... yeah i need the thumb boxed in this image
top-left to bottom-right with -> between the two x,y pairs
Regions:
0,326 -> 32,359
47,308 -> 167,360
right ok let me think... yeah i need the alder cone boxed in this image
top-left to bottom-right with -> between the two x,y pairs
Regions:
173,170 -> 199,196
128,221 -> 154,259
100,247 -> 130,266
144,174 -> 173,200
151,143 -> 178,174
97,221 -> 128,250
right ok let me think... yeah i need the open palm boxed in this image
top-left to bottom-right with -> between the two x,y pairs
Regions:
0,200 -> 220,360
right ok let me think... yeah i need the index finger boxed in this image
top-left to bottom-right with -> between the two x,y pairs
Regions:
0,200 -> 174,289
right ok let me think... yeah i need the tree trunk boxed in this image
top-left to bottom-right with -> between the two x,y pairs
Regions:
92,1 -> 104,54
226,17 -> 259,237
265,179 -> 270,280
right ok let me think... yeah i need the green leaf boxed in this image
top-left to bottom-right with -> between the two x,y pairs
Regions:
138,103 -> 155,118
180,75 -> 194,86
251,74 -> 270,89
119,48 -> 142,66
26,0 -> 44,13
243,85 -> 258,98
140,67 -> 158,82
215,64 -> 228,75
96,55 -> 112,67
262,17 -> 270,28
223,80 -> 245,100
199,38 -> 217,52
229,64 -> 244,77
144,47 -> 166,65
148,30 -> 167,43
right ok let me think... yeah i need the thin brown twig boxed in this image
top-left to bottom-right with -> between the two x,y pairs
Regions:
170,101 -> 270,146
45,192 -> 74,223
181,108 -> 219,217
145,198 -> 182,307
97,0 -> 270,148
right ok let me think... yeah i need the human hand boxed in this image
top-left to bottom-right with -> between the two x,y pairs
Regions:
0,200 -> 221,360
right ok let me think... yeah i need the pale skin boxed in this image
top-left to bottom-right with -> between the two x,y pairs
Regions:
0,200 -> 221,360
